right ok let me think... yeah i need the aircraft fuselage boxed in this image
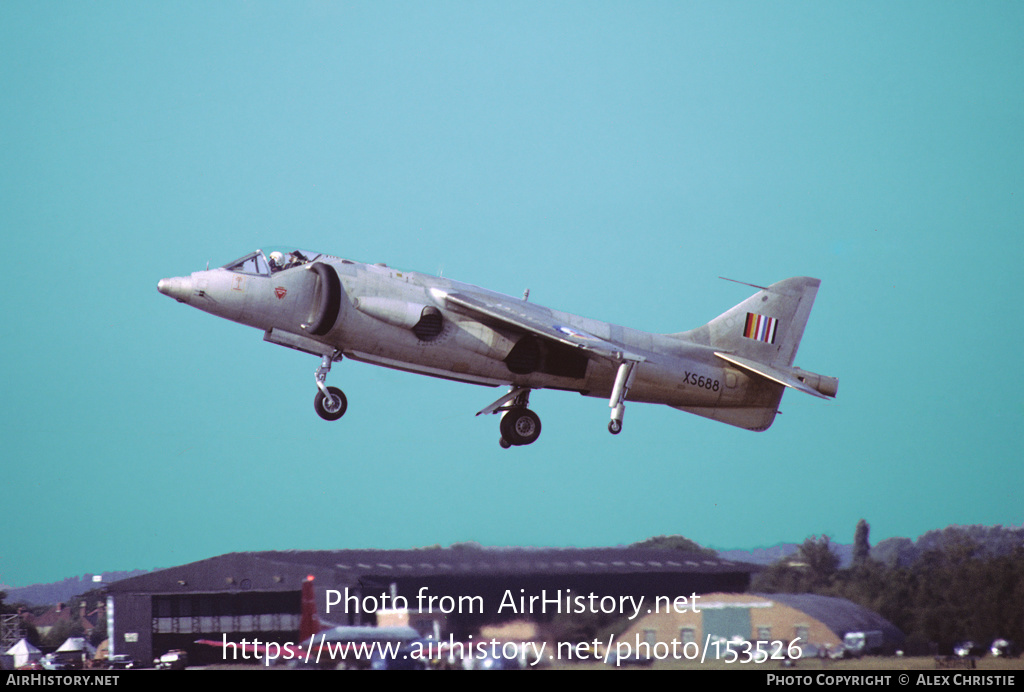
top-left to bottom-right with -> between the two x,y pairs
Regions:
159,249 -> 836,445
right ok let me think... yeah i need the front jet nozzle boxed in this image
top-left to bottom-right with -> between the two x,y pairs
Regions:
157,276 -> 193,304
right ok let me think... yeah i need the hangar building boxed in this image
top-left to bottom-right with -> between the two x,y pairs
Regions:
104,547 -> 756,665
617,591 -> 905,658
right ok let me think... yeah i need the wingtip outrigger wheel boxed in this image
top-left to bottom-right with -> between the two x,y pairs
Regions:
608,360 -> 637,435
314,350 -> 346,421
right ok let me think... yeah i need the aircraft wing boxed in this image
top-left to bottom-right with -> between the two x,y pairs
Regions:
714,352 -> 832,399
436,289 -> 646,363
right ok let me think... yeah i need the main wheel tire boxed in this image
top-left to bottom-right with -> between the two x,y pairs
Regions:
608,419 -> 622,434
314,386 -> 348,421
500,407 -> 542,446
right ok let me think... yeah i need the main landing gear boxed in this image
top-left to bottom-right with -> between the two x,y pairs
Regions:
477,358 -> 639,448
477,386 -> 542,449
500,407 -> 541,448
313,351 -> 347,421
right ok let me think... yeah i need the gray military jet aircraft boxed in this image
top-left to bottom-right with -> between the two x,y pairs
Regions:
158,248 -> 836,447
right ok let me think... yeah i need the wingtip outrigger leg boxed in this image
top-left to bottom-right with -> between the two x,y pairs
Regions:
608,360 -> 638,435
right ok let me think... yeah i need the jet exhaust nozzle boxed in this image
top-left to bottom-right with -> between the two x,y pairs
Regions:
793,368 -> 839,398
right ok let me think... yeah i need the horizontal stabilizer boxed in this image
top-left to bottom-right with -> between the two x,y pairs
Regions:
714,352 -> 837,399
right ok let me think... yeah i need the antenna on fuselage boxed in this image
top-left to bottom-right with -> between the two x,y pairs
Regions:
522,288 -> 530,302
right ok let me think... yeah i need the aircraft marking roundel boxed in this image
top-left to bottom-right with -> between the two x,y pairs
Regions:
555,325 -> 596,340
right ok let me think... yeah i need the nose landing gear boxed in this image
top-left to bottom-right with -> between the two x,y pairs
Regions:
315,386 -> 347,420
313,351 -> 347,421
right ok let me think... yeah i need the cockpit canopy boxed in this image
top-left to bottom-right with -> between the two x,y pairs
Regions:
223,248 -> 322,276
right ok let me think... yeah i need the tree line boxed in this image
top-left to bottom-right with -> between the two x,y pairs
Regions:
751,522 -> 1024,655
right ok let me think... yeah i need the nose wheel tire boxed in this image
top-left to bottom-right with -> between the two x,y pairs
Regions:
315,386 -> 348,421
499,407 -> 541,446
608,420 -> 622,435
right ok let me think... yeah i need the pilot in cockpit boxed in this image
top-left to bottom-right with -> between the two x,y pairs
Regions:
269,250 -> 312,272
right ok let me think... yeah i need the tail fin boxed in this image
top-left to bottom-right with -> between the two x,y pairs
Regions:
702,276 -> 821,367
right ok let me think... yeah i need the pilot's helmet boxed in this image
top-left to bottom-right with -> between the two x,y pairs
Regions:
269,251 -> 285,268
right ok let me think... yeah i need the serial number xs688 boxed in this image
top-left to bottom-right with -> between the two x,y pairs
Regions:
682,371 -> 721,391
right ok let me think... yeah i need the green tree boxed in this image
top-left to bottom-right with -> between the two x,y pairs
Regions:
41,617 -> 84,648
853,519 -> 871,567
750,559 -> 809,593
631,535 -> 717,556
797,535 -> 840,588
751,535 -> 840,593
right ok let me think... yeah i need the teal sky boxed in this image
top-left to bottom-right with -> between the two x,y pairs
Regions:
2,2 -> 1021,587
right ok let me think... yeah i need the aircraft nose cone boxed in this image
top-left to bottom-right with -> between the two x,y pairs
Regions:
158,276 -> 192,303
